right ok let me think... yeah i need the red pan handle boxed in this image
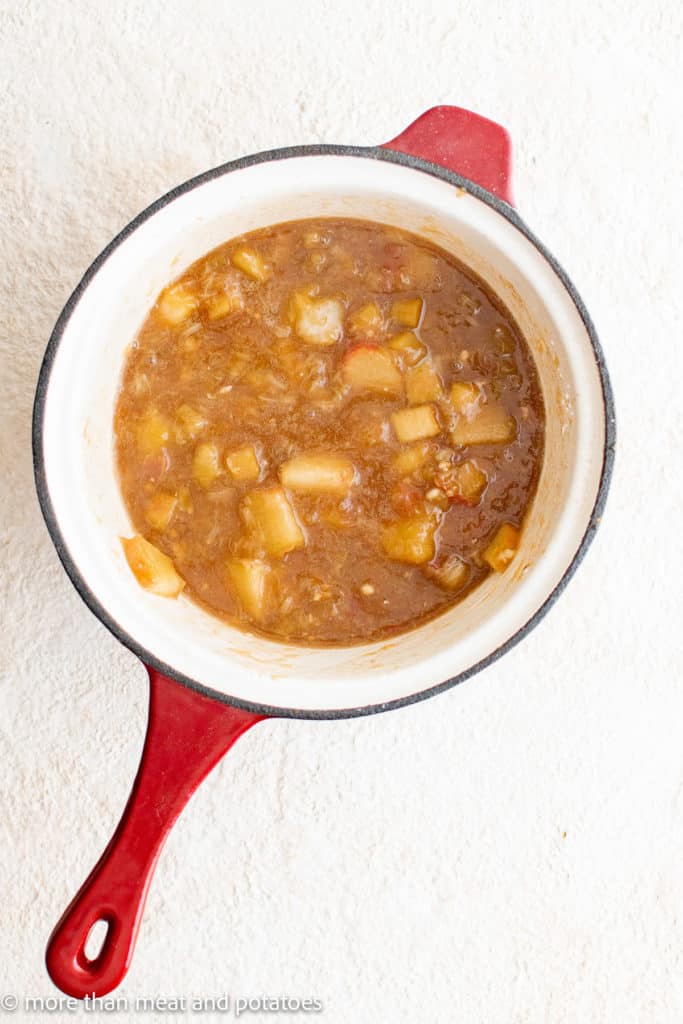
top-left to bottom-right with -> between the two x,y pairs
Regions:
45,668 -> 265,998
382,105 -> 515,206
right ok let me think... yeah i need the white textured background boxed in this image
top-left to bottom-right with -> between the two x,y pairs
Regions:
1,1 -> 682,1022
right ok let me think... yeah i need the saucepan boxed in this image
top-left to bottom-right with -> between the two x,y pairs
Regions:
33,106 -> 615,998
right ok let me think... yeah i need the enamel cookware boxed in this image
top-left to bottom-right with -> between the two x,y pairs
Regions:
33,106 -> 615,997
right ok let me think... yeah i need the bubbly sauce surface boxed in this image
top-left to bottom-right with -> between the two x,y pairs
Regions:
115,218 -> 545,645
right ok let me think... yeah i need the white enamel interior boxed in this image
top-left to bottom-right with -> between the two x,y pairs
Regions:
41,154 -> 606,712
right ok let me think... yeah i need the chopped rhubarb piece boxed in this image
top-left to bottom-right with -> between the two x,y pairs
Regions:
451,404 -> 517,445
342,344 -> 403,395
391,442 -> 431,476
145,492 -> 177,531
391,297 -> 423,327
240,486 -> 305,558
347,302 -> 384,338
121,535 -> 185,597
380,515 -> 437,564
226,558 -> 272,621
391,404 -> 441,443
405,360 -> 444,404
136,410 -> 171,455
226,445 -> 261,481
192,442 -> 221,488
388,331 -> 427,367
453,460 -> 487,503
450,381 -> 482,414
434,459 -> 488,505
157,284 -> 197,325
296,296 -> 344,346
173,404 -> 206,444
280,453 -> 356,495
206,280 -> 244,319
231,247 -> 269,282
482,523 -> 520,571
426,554 -> 469,591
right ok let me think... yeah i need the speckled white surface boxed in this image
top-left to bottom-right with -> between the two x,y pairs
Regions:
1,1 -> 682,1021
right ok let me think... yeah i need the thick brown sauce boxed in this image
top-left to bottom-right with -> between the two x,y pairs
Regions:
115,218 -> 545,645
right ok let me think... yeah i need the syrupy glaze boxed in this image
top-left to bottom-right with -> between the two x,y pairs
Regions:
115,218 -> 544,645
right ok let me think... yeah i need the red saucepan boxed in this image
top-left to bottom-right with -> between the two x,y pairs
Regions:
33,106 -> 615,997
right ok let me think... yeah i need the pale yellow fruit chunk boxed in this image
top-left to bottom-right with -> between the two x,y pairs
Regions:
226,559 -> 272,621
231,247 -> 269,282
405,361 -> 444,404
157,284 -> 197,325
451,404 -> 517,445
391,297 -> 423,328
426,554 -> 469,591
145,492 -> 177,531
391,404 -> 441,443
136,410 -> 171,455
240,486 -> 305,559
285,286 -> 316,326
296,296 -> 344,346
226,445 -> 261,481
391,442 -> 430,476
173,404 -> 207,444
193,442 -> 221,488
388,331 -> 427,367
206,282 -> 244,319
450,381 -> 482,414
483,523 -> 520,572
450,460 -> 488,504
342,345 -> 402,394
121,535 -> 185,597
380,516 -> 437,564
347,302 -> 384,338
280,454 -> 356,495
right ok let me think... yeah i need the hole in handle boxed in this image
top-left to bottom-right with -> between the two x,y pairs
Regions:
83,919 -> 111,965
